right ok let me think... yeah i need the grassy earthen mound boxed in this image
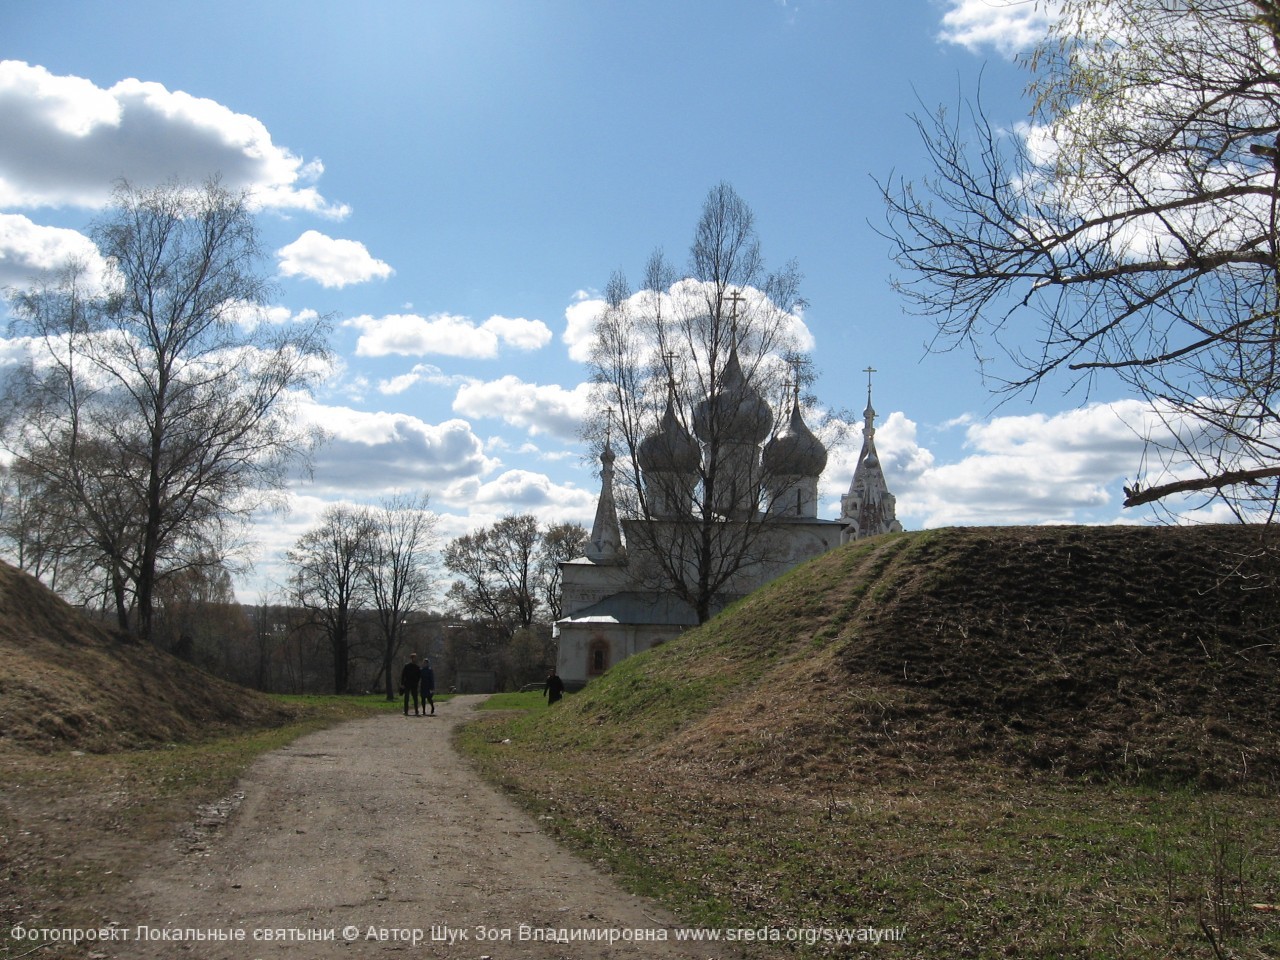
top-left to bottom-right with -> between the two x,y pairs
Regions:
549,525 -> 1280,790
0,562 -> 294,754
465,525 -> 1280,956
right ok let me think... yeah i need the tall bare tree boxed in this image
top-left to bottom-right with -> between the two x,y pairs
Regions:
443,515 -> 586,689
365,492 -> 438,700
287,504 -> 376,694
537,521 -> 587,622
883,0 -> 1280,519
587,182 -> 820,622
3,179 -> 330,638
444,514 -> 542,638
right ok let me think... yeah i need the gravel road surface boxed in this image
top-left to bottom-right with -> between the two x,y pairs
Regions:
108,696 -> 728,959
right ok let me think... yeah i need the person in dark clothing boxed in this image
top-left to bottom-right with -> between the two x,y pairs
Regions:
544,669 -> 565,705
420,658 -> 436,716
401,653 -> 422,716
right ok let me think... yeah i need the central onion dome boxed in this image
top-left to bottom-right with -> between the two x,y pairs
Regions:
638,395 -> 700,474
692,345 -> 773,444
763,398 -> 828,477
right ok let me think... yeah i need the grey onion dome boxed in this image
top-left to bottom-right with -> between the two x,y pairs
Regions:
638,397 -> 701,473
640,396 -> 701,476
763,399 -> 828,476
692,346 -> 774,444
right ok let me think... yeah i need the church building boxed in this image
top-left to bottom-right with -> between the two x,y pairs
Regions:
554,365 -> 902,687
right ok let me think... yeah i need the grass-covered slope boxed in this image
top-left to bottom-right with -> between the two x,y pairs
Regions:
528,524 -> 1280,789
0,561 -> 294,753
462,525 -> 1280,958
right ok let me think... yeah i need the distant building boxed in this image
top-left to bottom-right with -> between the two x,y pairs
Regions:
839,378 -> 903,544
555,364 -> 901,686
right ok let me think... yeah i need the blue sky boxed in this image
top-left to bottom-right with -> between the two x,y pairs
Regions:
0,0 -> 1195,601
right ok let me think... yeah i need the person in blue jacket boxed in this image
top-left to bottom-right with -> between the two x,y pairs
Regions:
420,657 -> 436,716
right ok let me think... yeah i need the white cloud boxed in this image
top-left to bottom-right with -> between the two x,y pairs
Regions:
475,470 -> 571,507
437,469 -> 596,518
814,399 -> 1207,529
376,362 -> 464,395
560,280 -> 813,366
480,314 -> 553,351
293,402 -> 498,496
0,336 -> 35,374
345,312 -> 552,359
452,375 -> 593,440
0,60 -> 347,216
379,372 -> 419,396
892,400 -> 1152,527
0,213 -> 106,288
563,290 -> 602,363
276,230 -> 392,288
427,473 -> 596,542
938,0 -> 1059,58
227,302 -> 322,330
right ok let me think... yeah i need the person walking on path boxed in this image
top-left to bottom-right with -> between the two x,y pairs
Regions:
420,657 -> 436,715
400,653 -> 422,716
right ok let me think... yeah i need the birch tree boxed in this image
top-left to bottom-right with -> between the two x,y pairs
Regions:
365,493 -> 438,700
4,178 -> 330,638
883,0 -> 1280,519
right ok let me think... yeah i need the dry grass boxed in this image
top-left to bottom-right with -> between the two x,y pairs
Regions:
0,561 -> 389,957
0,564 -> 295,754
461,525 -> 1280,958
2,525 -> 1279,959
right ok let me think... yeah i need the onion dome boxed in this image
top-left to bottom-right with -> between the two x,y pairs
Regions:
692,345 -> 773,444
638,396 -> 701,474
763,398 -> 828,477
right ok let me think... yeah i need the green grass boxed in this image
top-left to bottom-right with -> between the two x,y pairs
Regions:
477,690 -> 551,711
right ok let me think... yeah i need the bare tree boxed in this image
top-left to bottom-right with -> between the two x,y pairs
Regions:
537,521 -> 587,622
443,514 -> 541,638
3,179 -> 330,638
882,0 -> 1280,519
152,561 -> 251,671
587,182 -> 820,622
4,261 -> 148,619
365,492 -> 438,700
288,504 -> 376,694
0,459 -> 97,599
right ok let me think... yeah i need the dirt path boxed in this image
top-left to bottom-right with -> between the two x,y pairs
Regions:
108,696 -> 724,959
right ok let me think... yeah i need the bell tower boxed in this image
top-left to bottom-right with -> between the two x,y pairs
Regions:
840,367 -> 902,542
